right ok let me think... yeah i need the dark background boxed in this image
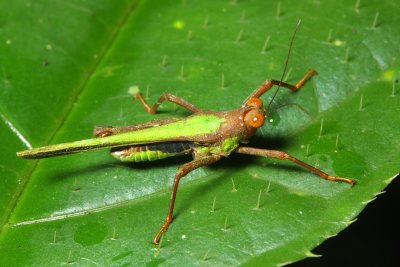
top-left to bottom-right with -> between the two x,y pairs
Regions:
292,174 -> 400,267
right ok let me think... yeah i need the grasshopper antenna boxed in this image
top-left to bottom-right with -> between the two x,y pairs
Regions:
265,19 -> 302,112
266,102 -> 313,121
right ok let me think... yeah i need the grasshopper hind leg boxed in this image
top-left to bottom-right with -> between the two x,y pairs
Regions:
93,118 -> 182,138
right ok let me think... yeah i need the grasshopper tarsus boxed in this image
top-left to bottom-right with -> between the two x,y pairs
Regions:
328,175 -> 357,186
93,127 -> 114,137
153,218 -> 171,245
294,69 -> 318,91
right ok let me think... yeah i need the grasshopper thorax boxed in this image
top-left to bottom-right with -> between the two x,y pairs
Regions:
243,97 -> 266,129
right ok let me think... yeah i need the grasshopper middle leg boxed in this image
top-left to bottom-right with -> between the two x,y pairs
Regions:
135,92 -> 202,114
153,154 -> 221,244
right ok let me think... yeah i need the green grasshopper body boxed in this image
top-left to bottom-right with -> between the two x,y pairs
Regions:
17,69 -> 355,244
18,113 -> 226,159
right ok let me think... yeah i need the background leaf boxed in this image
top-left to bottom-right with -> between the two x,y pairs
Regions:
0,0 -> 399,266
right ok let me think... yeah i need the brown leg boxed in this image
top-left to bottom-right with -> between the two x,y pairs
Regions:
235,147 -> 356,185
153,154 -> 221,244
243,69 -> 317,104
135,92 -> 202,114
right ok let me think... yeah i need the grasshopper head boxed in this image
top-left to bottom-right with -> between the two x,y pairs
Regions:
243,97 -> 266,130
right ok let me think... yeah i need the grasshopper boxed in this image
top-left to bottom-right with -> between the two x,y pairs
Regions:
17,24 -> 355,245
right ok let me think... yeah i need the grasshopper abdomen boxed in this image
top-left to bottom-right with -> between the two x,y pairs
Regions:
111,141 -> 194,162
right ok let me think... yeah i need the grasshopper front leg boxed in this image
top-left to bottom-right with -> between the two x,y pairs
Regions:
244,69 -> 317,104
153,154 -> 221,244
236,147 -> 356,185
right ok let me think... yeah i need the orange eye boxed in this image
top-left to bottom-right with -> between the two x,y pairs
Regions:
246,98 -> 263,108
248,113 -> 265,128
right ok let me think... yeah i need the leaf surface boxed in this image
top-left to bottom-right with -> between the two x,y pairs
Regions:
0,0 -> 399,266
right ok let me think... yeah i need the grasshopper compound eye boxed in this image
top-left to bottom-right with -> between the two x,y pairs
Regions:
244,109 -> 265,128
245,98 -> 263,109
244,98 -> 265,128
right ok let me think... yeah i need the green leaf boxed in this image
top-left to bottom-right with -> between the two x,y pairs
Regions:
1,0 -> 399,266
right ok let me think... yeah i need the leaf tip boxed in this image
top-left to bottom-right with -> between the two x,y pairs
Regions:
361,197 -> 377,205
384,174 -> 399,185
305,251 -> 322,258
344,218 -> 358,226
